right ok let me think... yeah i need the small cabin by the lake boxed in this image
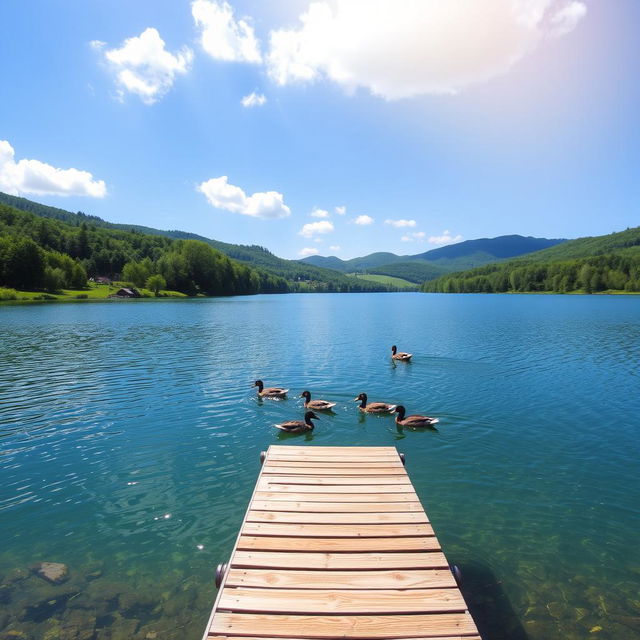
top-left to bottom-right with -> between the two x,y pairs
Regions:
109,287 -> 141,299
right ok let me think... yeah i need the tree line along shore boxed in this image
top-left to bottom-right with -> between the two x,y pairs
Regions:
1,197 -> 639,302
0,203 -> 390,302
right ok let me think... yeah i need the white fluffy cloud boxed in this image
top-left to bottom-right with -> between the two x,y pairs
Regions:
193,0 -> 262,63
329,245 -> 341,251
549,1 -> 587,36
266,0 -> 587,99
429,230 -> 464,246
335,205 -> 346,215
310,207 -> 330,218
299,247 -> 320,257
197,176 -> 290,219
385,218 -> 416,228
0,140 -> 106,198
95,28 -> 192,104
241,92 -> 267,107
299,220 -> 334,237
353,214 -> 374,226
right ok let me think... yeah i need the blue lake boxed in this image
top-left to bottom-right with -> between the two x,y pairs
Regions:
1,293 -> 639,639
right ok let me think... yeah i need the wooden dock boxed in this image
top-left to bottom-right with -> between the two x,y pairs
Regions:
203,445 -> 481,640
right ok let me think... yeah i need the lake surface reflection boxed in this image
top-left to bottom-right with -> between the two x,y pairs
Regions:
1,293 -> 639,639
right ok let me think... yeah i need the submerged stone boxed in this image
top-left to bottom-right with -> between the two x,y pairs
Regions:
614,616 -> 640,633
58,610 -> 96,640
31,564 -> 68,585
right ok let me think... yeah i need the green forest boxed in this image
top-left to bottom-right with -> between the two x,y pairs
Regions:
422,254 -> 640,293
0,192 -> 390,296
0,203 -> 291,297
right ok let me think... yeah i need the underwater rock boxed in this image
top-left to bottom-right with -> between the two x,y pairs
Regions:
546,601 -> 570,619
104,615 -> 139,640
0,629 -> 32,640
79,581 -> 126,618
17,583 -> 80,623
118,590 -> 158,617
58,609 -> 96,640
31,563 -> 68,585
0,585 -> 11,606
614,616 -> 640,633
523,618 -> 558,637
4,569 -> 29,586
83,564 -> 103,582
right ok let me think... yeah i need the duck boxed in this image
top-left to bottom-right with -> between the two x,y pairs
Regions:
391,345 -> 412,361
394,405 -> 439,428
354,392 -> 396,414
274,411 -> 319,433
254,380 -> 288,398
300,390 -> 336,411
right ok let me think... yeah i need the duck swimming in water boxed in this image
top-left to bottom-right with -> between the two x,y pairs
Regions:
274,411 -> 319,433
354,392 -> 396,414
391,345 -> 412,361
254,380 -> 288,398
300,390 -> 336,411
394,405 -> 439,428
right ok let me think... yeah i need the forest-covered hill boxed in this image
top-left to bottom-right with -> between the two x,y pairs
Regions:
0,202 -> 289,296
422,227 -> 640,293
301,234 -> 566,282
0,192 -> 390,293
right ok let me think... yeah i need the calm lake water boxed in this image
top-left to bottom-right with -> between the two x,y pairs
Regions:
1,293 -> 639,640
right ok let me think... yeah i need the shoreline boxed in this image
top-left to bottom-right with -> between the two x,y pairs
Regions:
4,289 -> 640,305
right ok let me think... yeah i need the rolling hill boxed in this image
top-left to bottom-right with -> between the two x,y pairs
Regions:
0,192 -> 391,292
301,235 -> 566,282
422,227 -> 640,293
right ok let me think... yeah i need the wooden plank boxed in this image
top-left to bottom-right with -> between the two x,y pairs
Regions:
202,445 -> 480,640
236,536 -> 440,552
242,522 -> 434,538
267,456 -> 401,464
258,475 -> 412,486
254,492 -> 419,502
224,568 -> 457,590
271,446 -> 396,452
231,551 -> 450,570
246,511 -> 429,524
209,612 -> 479,638
208,636 -> 481,640
250,500 -> 425,513
208,636 -> 482,640
262,466 -> 406,476
218,587 -> 466,615
265,460 -> 403,468
255,484 -> 416,494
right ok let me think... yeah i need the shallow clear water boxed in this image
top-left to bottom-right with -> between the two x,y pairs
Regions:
1,293 -> 639,640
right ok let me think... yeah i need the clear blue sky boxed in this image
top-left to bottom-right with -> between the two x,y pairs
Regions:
1,1 -> 638,259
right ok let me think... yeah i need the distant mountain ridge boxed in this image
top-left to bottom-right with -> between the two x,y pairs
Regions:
0,191 -> 567,288
301,235 -> 567,283
422,226 -> 640,293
